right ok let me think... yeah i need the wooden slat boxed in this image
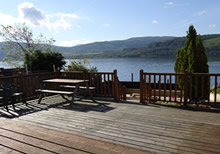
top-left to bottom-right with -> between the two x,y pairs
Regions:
154,74 -> 156,100
159,75 -> 161,101
169,75 -> 172,102
195,76 -> 198,99
143,75 -> 146,101
104,74 -> 107,96
214,75 -> 217,104
108,74 -> 110,96
180,75 -> 183,103
96,74 -> 100,96
202,76 -> 205,99
208,75 -> 210,105
112,74 -> 114,97
189,75 -> 192,102
175,75 -> 177,102
100,74 -> 103,96
164,75 -> 166,101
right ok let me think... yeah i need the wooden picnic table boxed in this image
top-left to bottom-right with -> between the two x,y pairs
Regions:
37,78 -> 95,107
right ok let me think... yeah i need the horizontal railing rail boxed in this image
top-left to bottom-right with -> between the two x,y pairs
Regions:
0,70 -> 125,102
140,70 -> 220,106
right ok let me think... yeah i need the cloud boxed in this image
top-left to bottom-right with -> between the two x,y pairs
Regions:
18,2 -> 46,25
0,2 -> 79,32
102,24 -> 111,27
164,1 -> 174,8
59,39 -> 91,47
152,20 -> 158,24
209,24 -> 216,28
0,13 -> 18,25
195,10 -> 206,16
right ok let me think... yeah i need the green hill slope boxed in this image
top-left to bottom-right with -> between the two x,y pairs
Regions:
0,34 -> 219,59
92,34 -> 220,58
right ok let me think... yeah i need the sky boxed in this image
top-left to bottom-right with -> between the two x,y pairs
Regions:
0,0 -> 219,47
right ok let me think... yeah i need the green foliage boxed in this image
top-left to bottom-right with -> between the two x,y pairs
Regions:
174,25 -> 209,100
0,23 -> 55,67
66,59 -> 98,72
24,50 -> 66,72
175,25 -> 209,74
210,85 -> 220,94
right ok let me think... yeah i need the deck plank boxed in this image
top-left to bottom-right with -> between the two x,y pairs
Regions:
1,95 -> 220,153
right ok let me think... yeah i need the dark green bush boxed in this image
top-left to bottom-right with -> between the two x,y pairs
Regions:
24,50 -> 66,72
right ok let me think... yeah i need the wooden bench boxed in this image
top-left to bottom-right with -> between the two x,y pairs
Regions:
36,89 -> 74,104
60,85 -> 96,90
60,85 -> 96,102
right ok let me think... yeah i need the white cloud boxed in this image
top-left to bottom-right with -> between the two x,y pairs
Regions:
18,2 -> 46,25
195,10 -> 206,16
102,24 -> 111,27
164,1 -> 174,8
166,2 -> 174,6
0,2 -> 79,32
55,13 -> 79,19
59,39 -> 91,47
209,24 -> 216,28
0,13 -> 18,25
152,20 -> 158,24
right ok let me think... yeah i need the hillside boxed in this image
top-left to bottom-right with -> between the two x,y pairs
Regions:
59,36 -> 175,54
0,34 -> 220,59
83,34 -> 220,58
0,36 -> 175,59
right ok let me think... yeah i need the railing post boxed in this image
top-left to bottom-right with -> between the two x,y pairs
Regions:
122,85 -> 126,101
140,69 -> 144,103
114,69 -> 119,101
83,70 -> 89,80
184,70 -> 188,106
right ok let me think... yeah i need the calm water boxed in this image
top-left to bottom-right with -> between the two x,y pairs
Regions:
1,58 -> 220,81
89,58 -> 220,81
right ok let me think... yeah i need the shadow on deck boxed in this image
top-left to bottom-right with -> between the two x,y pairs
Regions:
0,96 -> 115,119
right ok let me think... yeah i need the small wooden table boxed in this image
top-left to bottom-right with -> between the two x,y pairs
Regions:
38,78 -> 95,107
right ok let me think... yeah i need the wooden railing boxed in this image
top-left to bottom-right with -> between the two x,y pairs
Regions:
140,69 -> 220,106
0,70 -> 125,102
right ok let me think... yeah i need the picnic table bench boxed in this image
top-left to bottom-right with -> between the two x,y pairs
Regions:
60,85 -> 95,90
37,79 -> 96,107
36,89 -> 75,104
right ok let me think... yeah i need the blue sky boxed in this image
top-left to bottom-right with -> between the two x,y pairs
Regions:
0,0 -> 219,46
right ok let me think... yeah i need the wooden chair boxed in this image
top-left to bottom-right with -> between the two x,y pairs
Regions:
0,82 -> 27,111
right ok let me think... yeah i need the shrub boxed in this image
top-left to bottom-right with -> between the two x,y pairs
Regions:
66,59 -> 98,73
24,50 -> 66,72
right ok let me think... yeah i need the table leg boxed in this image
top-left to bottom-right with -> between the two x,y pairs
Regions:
70,84 -> 79,107
86,82 -> 96,102
38,83 -> 46,104
38,93 -> 43,104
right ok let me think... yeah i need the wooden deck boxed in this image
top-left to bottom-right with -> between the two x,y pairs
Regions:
1,95 -> 220,153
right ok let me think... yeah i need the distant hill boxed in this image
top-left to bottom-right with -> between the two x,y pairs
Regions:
58,36 -> 175,55
0,36 -> 175,59
83,34 -> 220,58
0,34 -> 220,59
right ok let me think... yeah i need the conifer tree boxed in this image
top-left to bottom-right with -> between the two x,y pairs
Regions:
174,25 -> 209,100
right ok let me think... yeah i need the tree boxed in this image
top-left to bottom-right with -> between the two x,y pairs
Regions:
0,23 -> 55,67
174,25 -> 209,100
24,50 -> 66,72
66,58 -> 98,73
